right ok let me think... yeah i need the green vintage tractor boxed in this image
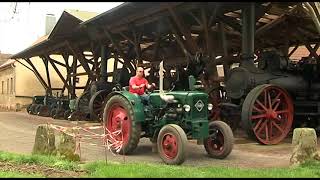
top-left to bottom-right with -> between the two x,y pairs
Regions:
102,62 -> 234,165
26,96 -> 45,115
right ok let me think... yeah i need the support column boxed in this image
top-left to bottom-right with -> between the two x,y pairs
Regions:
41,56 -> 52,96
24,58 -> 49,91
241,3 -> 256,67
219,22 -> 230,80
100,44 -> 108,82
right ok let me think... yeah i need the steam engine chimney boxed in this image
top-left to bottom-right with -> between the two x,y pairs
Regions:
45,14 -> 56,35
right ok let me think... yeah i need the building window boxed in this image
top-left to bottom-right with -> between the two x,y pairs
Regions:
7,79 -> 9,94
10,78 -> 13,94
1,81 -> 3,94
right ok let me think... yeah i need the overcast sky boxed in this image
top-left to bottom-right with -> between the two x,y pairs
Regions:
0,2 -> 123,55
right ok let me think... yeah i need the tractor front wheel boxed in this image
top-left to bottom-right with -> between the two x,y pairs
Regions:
157,124 -> 188,165
204,121 -> 234,159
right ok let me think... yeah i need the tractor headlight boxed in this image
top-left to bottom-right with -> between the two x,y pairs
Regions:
208,103 -> 213,111
183,105 -> 191,112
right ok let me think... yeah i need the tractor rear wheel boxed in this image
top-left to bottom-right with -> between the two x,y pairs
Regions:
204,121 -> 234,159
32,104 -> 41,115
89,89 -> 111,121
50,108 -> 57,118
54,109 -> 64,119
75,91 -> 90,114
157,124 -> 188,165
103,95 -> 141,155
38,105 -> 50,117
35,105 -> 43,116
241,84 -> 294,145
29,104 -> 37,115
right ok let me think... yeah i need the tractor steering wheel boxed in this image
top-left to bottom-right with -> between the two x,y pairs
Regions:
145,85 -> 156,94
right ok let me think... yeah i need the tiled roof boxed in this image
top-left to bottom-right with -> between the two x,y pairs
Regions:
289,46 -> 320,60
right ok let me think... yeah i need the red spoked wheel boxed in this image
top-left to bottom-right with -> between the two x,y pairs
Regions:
241,84 -> 294,145
204,121 -> 234,159
157,124 -> 187,165
107,105 -> 131,145
103,95 -> 141,155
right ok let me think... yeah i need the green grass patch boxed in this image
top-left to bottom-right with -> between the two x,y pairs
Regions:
0,151 -> 78,171
83,160 -> 320,178
0,150 -> 320,178
0,171 -> 43,178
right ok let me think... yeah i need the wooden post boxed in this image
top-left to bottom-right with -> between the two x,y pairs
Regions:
103,29 -> 136,72
132,26 -> 143,64
66,41 -> 95,81
71,56 -> 77,99
167,18 -> 190,58
113,52 -> 119,81
288,44 -> 299,58
168,6 -> 198,54
24,58 -> 49,90
40,56 -> 52,95
219,22 -> 230,80
45,55 -> 73,94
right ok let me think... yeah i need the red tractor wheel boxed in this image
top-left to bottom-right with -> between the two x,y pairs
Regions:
157,124 -> 187,165
204,121 -> 234,159
241,84 -> 294,145
103,95 -> 141,155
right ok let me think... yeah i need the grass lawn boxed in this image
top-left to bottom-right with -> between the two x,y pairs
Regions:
0,171 -> 43,178
83,160 -> 320,178
0,150 -> 319,178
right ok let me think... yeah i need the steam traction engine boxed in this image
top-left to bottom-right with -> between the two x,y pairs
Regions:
224,50 -> 320,145
208,3 -> 320,145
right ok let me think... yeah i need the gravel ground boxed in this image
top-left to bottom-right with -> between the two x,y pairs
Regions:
0,111 -> 319,168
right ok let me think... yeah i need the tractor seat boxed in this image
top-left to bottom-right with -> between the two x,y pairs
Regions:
122,86 -> 129,91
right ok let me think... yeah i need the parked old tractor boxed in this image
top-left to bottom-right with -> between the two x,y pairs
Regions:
69,66 -> 132,121
26,96 -> 45,115
102,62 -> 234,165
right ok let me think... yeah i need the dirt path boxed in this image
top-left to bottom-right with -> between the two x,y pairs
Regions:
0,111 -> 319,169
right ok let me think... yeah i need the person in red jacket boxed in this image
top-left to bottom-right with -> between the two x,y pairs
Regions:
129,67 -> 156,104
